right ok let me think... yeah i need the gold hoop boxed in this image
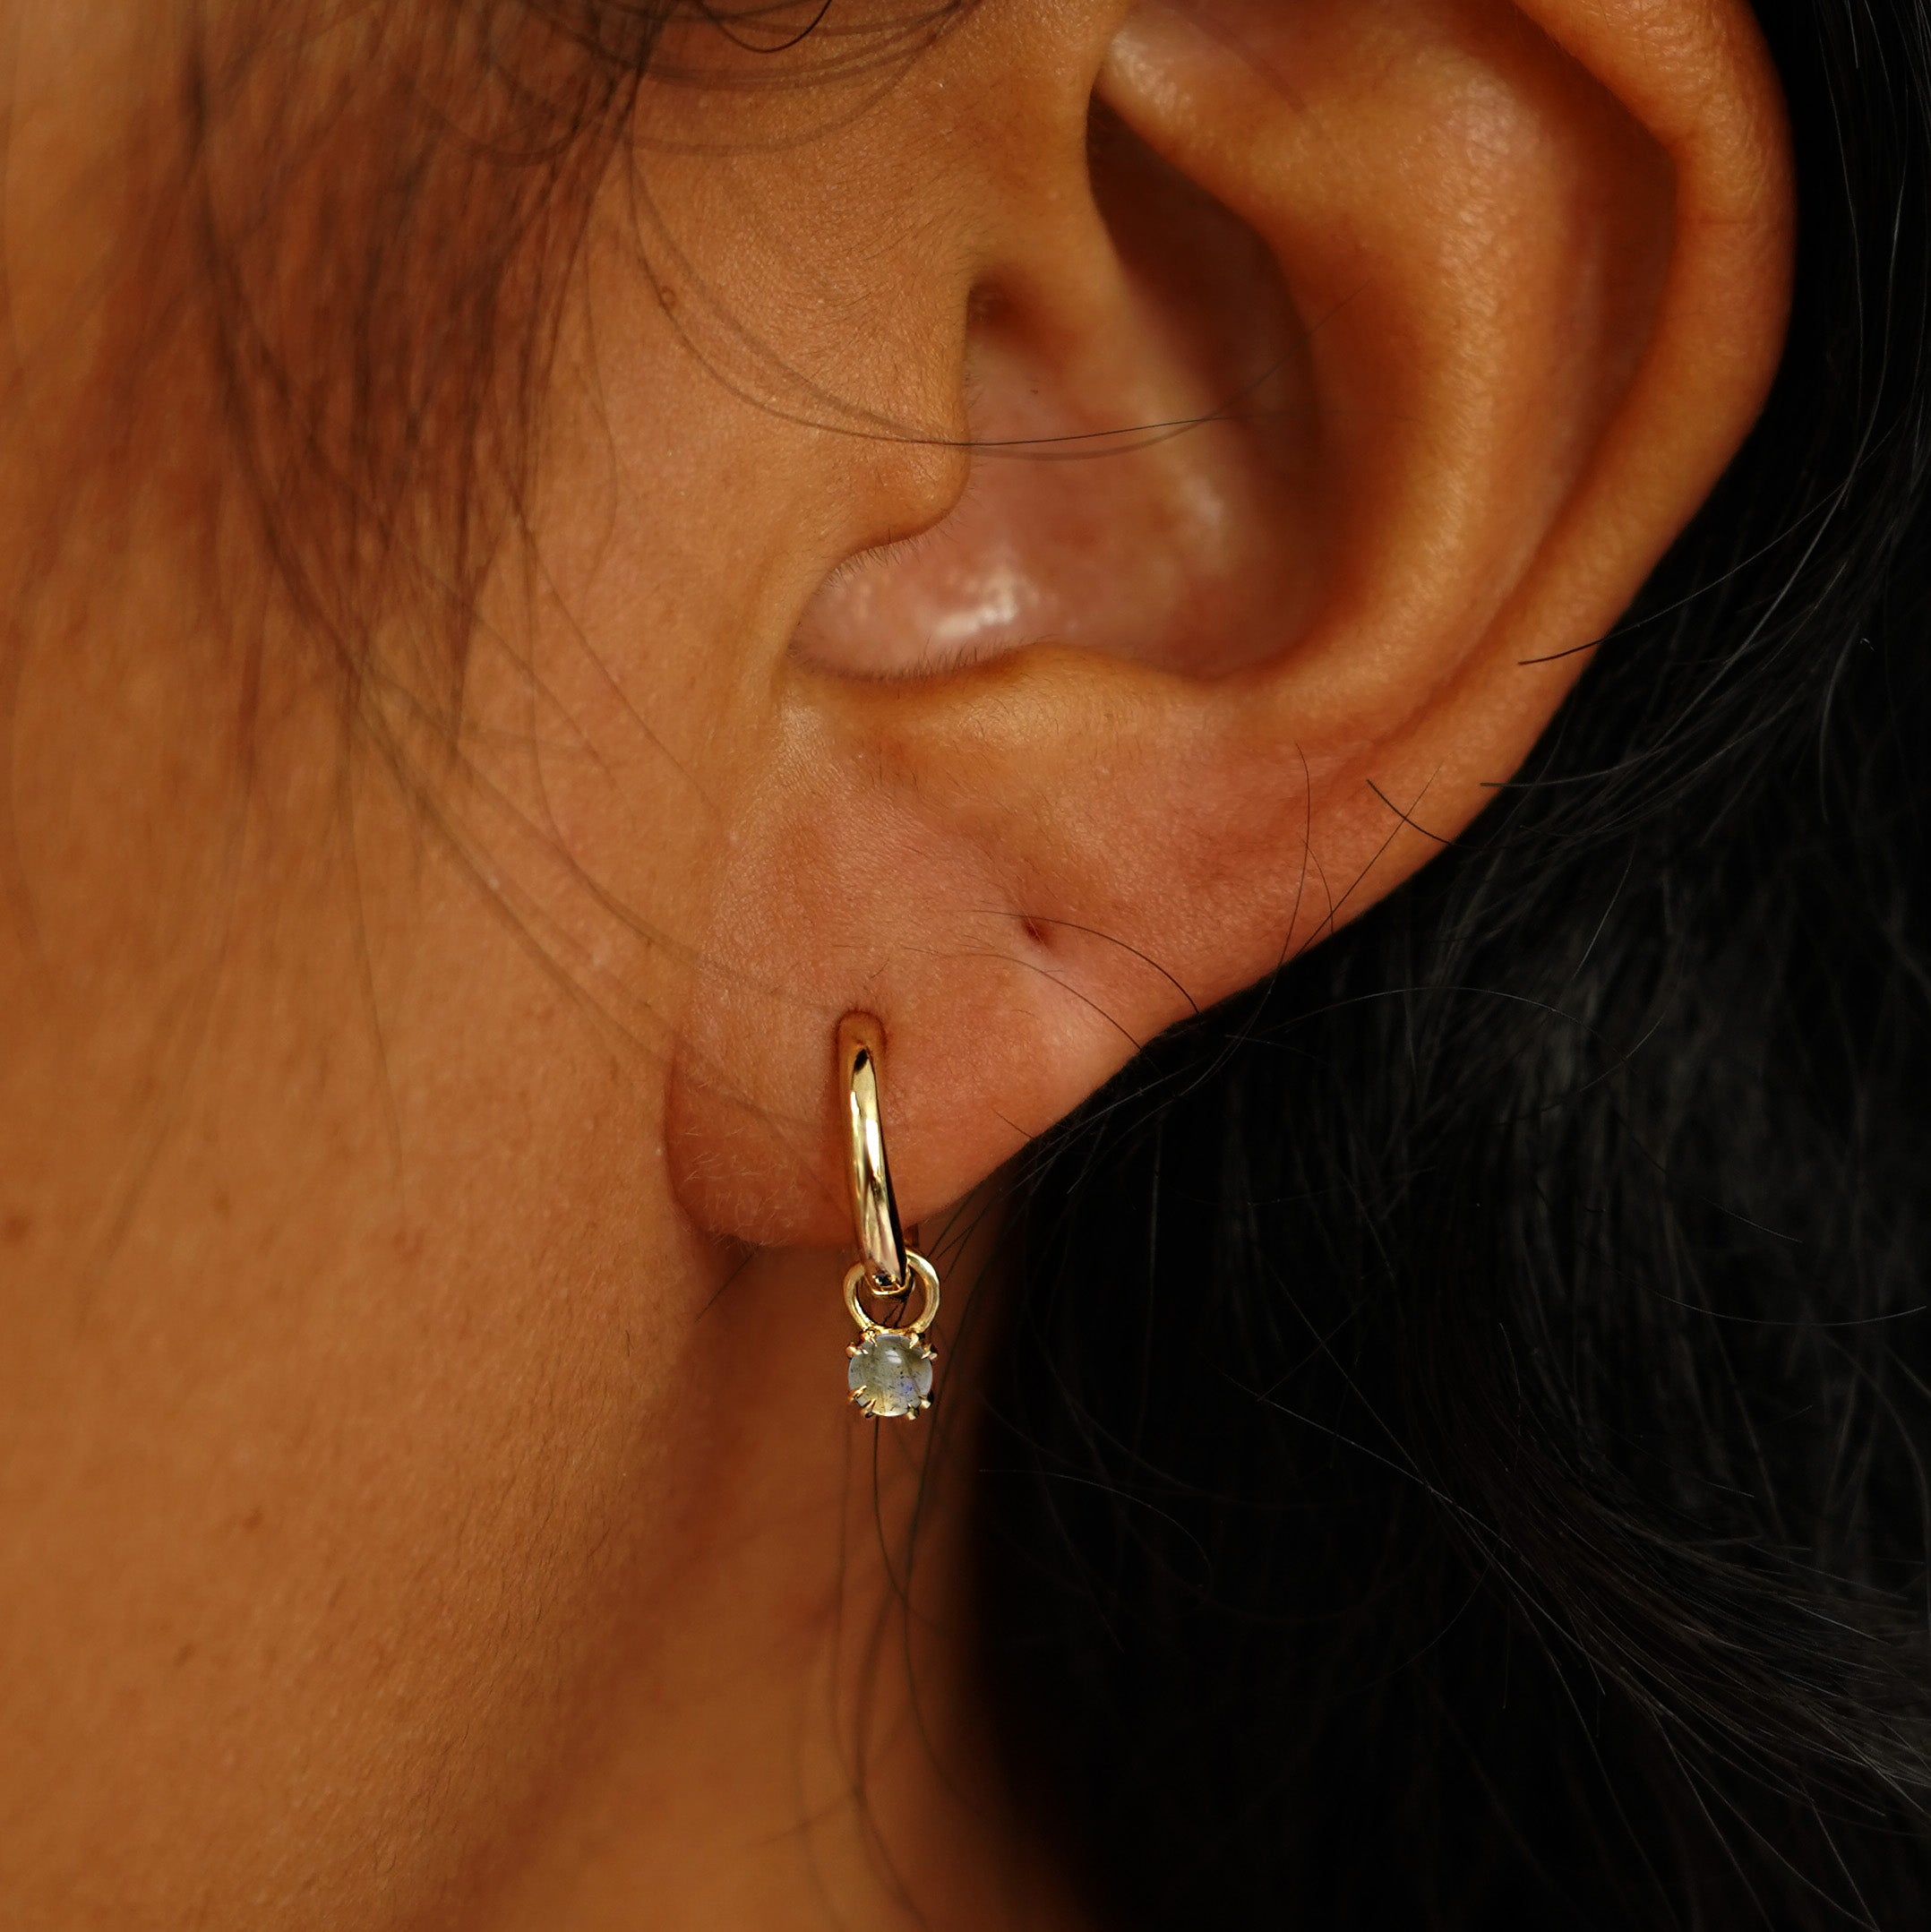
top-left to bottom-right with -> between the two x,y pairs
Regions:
843,1251 -> 941,1337
839,1015 -> 907,1290
834,1014 -> 941,1420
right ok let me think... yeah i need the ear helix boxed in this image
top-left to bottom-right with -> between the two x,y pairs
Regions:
837,1014 -> 940,1421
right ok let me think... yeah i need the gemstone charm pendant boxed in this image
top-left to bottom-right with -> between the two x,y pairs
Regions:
844,1253 -> 941,1420
837,1017 -> 940,1420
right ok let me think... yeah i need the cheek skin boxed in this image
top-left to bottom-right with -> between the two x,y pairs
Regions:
0,456 -> 764,1912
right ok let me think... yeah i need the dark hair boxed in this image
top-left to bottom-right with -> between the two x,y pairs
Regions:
979,1 -> 1931,1925
154,1 -> 1931,1925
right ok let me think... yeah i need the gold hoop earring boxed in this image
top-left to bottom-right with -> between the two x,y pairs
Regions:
837,1016 -> 940,1420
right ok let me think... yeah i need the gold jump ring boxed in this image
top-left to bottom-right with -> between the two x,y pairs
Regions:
843,1251 -> 941,1336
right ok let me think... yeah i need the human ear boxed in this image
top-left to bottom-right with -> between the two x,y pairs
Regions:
663,0 -> 1792,1249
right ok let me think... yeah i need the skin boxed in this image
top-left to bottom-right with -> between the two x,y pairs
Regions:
0,1 -> 1790,1927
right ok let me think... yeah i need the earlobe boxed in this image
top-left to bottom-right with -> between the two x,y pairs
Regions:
663,0 -> 1791,1254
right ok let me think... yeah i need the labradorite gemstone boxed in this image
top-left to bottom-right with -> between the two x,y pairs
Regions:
847,1331 -> 935,1418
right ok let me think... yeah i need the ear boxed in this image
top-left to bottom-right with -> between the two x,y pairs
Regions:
664,0 -> 1792,1249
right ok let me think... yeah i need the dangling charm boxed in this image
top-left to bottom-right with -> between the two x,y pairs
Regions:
844,1252 -> 940,1419
837,1017 -> 940,1420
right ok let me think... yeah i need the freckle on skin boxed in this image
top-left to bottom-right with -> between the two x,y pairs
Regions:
1,1213 -> 29,1242
1019,916 -> 1051,949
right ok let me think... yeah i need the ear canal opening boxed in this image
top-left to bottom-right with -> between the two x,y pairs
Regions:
787,92 -> 1324,684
